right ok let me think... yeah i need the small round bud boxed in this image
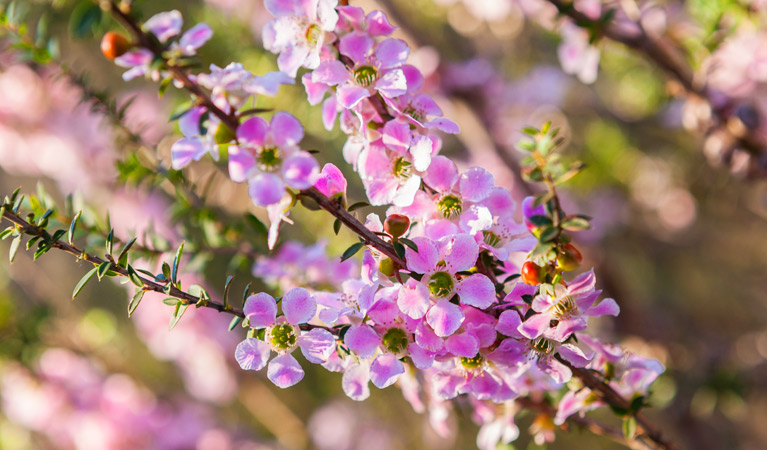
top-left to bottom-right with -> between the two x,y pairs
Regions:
384,214 -> 410,238
214,123 -> 236,144
556,243 -> 583,271
100,32 -> 131,60
379,257 -> 395,277
521,261 -> 542,285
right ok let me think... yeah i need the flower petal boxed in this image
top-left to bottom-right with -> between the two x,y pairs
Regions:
282,287 -> 317,324
342,363 -> 371,401
267,353 -> 305,388
244,293 -> 277,328
282,151 -> 320,189
234,338 -> 271,371
405,237 -> 439,274
441,233 -> 479,273
370,353 -> 405,388
171,137 -> 206,169
270,112 -> 304,147
495,310 -> 525,338
299,328 -> 336,363
455,274 -> 495,309
344,324 -> 380,358
249,173 -> 286,206
459,167 -> 494,202
426,299 -> 465,337
237,116 -> 268,148
445,331 -> 480,358
397,278 -> 431,319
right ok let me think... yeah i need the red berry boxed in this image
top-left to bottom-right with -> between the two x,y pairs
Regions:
101,32 -> 131,60
521,261 -> 542,285
384,214 -> 410,238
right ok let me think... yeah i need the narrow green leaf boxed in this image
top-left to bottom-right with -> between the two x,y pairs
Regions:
161,262 -> 171,281
26,236 -> 40,250
561,215 -> 591,231
172,241 -> 185,284
106,228 -> 114,255
399,238 -> 419,252
128,290 -> 145,317
521,126 -> 539,136
9,235 -> 21,263
242,282 -> 252,305
529,242 -> 555,260
228,316 -> 243,331
117,237 -> 136,264
528,215 -> 552,228
347,201 -> 370,212
393,242 -> 406,261
97,261 -> 112,281
51,229 -> 66,242
127,265 -> 144,287
333,218 -> 342,235
169,302 -> 189,330
341,242 -> 364,262
162,298 -> 178,306
622,416 -> 637,440
72,267 -> 98,299
68,211 -> 81,245
0,228 -> 13,240
223,275 -> 234,308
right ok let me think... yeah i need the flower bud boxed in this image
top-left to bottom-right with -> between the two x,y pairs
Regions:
384,214 -> 410,238
100,32 -> 131,60
556,243 -> 583,271
521,261 -> 542,285
214,123 -> 236,144
379,257 -> 395,277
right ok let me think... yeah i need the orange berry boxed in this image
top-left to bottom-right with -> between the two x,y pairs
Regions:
384,214 -> 410,238
521,261 -> 542,285
101,32 -> 131,60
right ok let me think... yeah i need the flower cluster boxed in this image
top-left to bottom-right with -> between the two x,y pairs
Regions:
106,4 -> 666,449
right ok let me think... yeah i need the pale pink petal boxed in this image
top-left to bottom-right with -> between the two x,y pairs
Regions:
375,69 -> 407,98
312,60 -> 350,86
585,298 -> 620,317
459,167 -> 495,202
278,44 -> 311,78
558,344 -> 591,367
375,38 -> 409,69
392,175 -> 421,207
337,85 -> 371,108
267,354 -> 305,388
426,299 -> 465,337
470,371 -> 501,400
143,10 -> 182,43
303,73 -> 329,105
517,313 -> 551,339
382,120 -> 411,153
370,353 -> 405,388
314,163 -> 347,197
237,116 -> 268,148
298,328 -> 336,363
178,106 -> 205,137
244,293 -> 278,328
397,278 -> 431,319
496,310 -> 524,338
455,274 -> 495,309
342,363 -> 371,401
235,338 -> 271,371
321,96 -> 338,130
415,320 -> 444,352
339,32 -> 374,64
445,332 -> 480,358
282,287 -> 317,324
409,135 -> 433,172
424,155 -> 458,192
249,173 -> 285,206
171,137 -> 206,169
264,0 -> 297,16
441,233 -> 479,273
270,112 -> 304,147
228,145 -> 255,182
179,23 -> 212,53
250,71 -> 294,97
344,324 -> 380,358
282,151 -> 320,189
408,343 -> 435,369
114,49 -> 153,68
405,237 -> 439,274
367,10 -> 397,36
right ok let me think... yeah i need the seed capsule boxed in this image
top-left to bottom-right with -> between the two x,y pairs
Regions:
100,32 -> 131,60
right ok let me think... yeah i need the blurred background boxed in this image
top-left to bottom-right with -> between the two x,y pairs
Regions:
1,0 -> 766,449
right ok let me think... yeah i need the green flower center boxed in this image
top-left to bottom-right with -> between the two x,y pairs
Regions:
428,271 -> 454,298
354,65 -> 378,87
305,24 -> 321,45
482,230 -> 501,248
403,105 -> 425,122
257,146 -> 281,171
437,194 -> 462,219
552,296 -> 577,318
382,327 -> 409,354
529,337 -> 553,360
269,323 -> 297,351
392,156 -> 412,179
460,352 -> 484,369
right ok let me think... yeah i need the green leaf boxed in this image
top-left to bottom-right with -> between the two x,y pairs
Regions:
127,265 -> 144,287
0,228 -> 13,240
26,236 -> 40,250
172,241 -> 185,284
333,218 -> 342,235
245,213 -> 268,237
169,302 -> 189,330
347,201 -> 370,212
538,226 -> 559,243
561,215 -> 591,231
72,267 -> 98,299
162,298 -> 178,306
96,261 -> 112,281
242,282 -> 252,305
223,275 -> 234,308
117,237 -> 136,267
622,416 -> 637,440
162,262 -> 171,281
341,242 -> 364,262
128,289 -> 145,317
529,242 -> 555,260
68,211 -> 81,245
521,126 -> 539,136
393,242 -> 406,261
9,235 -> 21,263
228,316 -> 243,331
69,1 -> 102,38
399,238 -> 419,252
106,228 -> 114,255
528,215 -> 552,228
51,229 -> 66,242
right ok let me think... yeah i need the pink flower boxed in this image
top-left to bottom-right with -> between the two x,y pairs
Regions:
235,289 -> 336,388
228,112 -> 319,206
263,0 -> 340,77
314,163 -> 348,198
143,10 -> 183,43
